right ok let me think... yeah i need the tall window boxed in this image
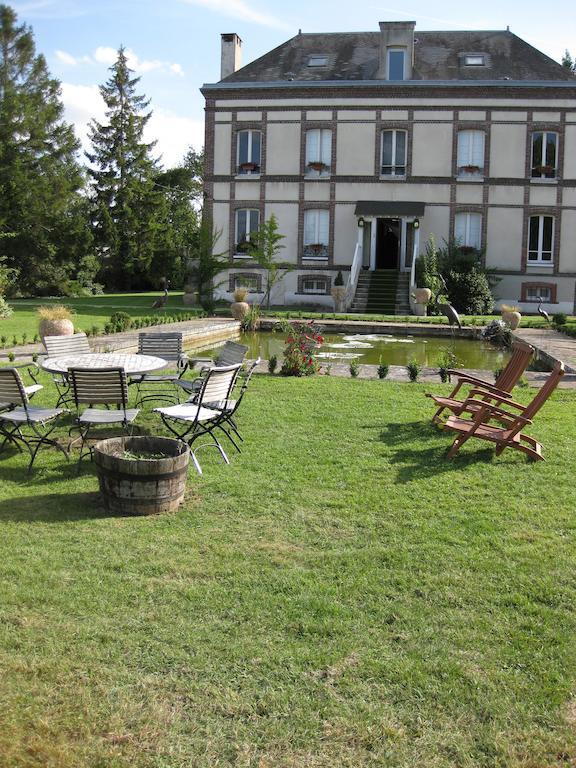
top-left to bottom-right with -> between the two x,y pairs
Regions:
235,209 -> 260,255
457,130 -> 484,176
305,129 -> 332,175
531,132 -> 558,179
387,49 -> 405,80
528,215 -> 554,263
455,213 -> 482,249
237,130 -> 261,174
303,210 -> 329,260
381,130 -> 407,176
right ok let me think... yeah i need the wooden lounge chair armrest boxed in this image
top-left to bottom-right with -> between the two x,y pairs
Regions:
461,397 -> 532,425
448,373 -> 512,397
468,388 -> 527,410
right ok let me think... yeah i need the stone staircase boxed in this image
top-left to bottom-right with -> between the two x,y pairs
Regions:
350,270 -> 411,315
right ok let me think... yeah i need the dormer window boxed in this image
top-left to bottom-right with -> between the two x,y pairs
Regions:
387,48 -> 405,80
308,54 -> 328,67
463,54 -> 485,66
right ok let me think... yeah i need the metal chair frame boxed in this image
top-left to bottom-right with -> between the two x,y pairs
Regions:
68,367 -> 140,465
43,333 -> 91,407
176,340 -> 248,397
154,363 -> 242,474
132,332 -> 189,406
208,358 -> 260,453
0,368 -> 67,472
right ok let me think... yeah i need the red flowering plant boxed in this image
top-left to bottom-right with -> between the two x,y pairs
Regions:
279,320 -> 324,376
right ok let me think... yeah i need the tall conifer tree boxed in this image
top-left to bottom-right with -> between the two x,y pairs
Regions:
87,47 -> 160,289
0,4 -> 90,294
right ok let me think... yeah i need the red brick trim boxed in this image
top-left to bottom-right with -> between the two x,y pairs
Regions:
520,282 -> 557,302
228,271 -> 264,293
297,273 -> 332,295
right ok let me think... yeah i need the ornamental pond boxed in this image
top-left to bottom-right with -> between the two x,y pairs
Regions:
197,331 -> 512,370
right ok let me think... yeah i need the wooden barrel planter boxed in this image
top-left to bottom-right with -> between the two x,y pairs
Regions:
93,436 -> 190,515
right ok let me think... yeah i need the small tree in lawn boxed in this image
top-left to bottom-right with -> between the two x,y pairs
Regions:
248,214 -> 291,309
186,213 -> 228,313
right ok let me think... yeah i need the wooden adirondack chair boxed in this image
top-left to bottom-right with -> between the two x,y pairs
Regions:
443,361 -> 565,461
427,339 -> 534,423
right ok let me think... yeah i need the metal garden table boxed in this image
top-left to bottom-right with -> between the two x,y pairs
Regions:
42,353 -> 168,377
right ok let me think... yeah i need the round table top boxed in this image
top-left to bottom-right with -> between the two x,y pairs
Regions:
42,353 -> 168,376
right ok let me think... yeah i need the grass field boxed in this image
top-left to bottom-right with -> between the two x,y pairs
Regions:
1,372 -> 576,767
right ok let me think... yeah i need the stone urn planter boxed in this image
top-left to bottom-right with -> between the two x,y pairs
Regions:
331,286 -> 346,313
230,287 -> 250,320
37,305 -> 74,339
413,287 -> 432,305
93,436 -> 190,515
501,306 -> 522,330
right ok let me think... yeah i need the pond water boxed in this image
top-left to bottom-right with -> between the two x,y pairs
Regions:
197,331 -> 511,370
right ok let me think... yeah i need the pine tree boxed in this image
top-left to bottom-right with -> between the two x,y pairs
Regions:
562,50 -> 576,73
87,47 -> 160,289
0,4 -> 90,295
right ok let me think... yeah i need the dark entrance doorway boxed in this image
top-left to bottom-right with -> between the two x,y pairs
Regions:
376,218 -> 400,269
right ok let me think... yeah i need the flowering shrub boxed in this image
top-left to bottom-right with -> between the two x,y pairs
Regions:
280,320 -> 324,376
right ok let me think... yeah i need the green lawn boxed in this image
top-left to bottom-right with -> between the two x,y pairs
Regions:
1,373 -> 576,767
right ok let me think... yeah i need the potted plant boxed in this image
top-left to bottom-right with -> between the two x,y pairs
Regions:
459,164 -> 481,174
239,162 -> 258,173
331,270 -> 346,312
37,304 -> 74,339
307,161 -> 328,172
533,164 -> 555,176
500,303 -> 522,330
230,286 -> 250,320
93,436 -> 190,515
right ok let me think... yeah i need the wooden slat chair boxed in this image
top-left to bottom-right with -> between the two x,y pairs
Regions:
176,340 -> 248,397
43,332 -> 92,407
0,368 -> 67,472
443,361 -> 565,461
180,340 -> 248,390
427,339 -> 535,423
154,363 -> 242,474
132,332 -> 189,406
68,367 -> 140,465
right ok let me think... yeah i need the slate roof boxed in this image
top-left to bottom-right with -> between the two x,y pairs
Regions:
219,30 -> 574,84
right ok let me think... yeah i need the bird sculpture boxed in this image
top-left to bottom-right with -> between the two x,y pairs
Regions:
151,279 -> 169,310
537,296 -> 550,324
433,274 -> 462,330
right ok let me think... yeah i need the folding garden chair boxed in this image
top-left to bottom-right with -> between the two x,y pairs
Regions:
442,361 -> 565,461
176,340 -> 248,396
0,368 -> 67,472
209,358 -> 261,453
132,332 -> 189,406
427,339 -> 535,423
154,363 -> 242,474
43,332 -> 91,407
68,367 -> 140,465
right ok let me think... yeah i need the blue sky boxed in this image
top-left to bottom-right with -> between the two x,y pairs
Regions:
11,0 -> 576,167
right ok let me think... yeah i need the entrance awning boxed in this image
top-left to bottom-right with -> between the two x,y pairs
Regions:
354,201 -> 425,217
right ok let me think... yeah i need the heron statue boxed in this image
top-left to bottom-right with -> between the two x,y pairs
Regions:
152,278 -> 169,309
433,274 -> 462,330
537,296 -> 550,324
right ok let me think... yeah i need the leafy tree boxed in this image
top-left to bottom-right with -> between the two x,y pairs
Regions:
87,47 -> 161,290
0,4 -> 92,295
562,50 -> 575,72
186,213 -> 228,313
248,214 -> 291,309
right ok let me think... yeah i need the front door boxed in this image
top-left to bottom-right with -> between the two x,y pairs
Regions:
376,218 -> 400,269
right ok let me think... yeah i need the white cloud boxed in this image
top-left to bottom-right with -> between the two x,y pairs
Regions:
60,82 -> 203,167
182,0 -> 290,30
56,46 -> 184,76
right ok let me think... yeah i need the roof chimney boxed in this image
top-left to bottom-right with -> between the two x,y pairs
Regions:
221,33 -> 242,79
377,21 -> 416,80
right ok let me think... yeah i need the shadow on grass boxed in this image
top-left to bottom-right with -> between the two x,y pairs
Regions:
0,491 -> 115,522
379,420 -> 495,482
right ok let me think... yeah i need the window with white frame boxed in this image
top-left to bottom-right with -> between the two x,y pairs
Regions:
525,285 -> 551,302
457,130 -> 485,176
454,212 -> 482,249
305,129 -> 332,175
387,48 -> 405,80
234,209 -> 260,255
531,132 -> 558,179
303,209 -> 329,260
236,129 -> 261,174
302,277 -> 329,294
381,130 -> 407,176
528,215 -> 554,263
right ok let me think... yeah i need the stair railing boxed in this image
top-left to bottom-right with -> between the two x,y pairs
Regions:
408,227 -> 420,313
345,243 -> 362,309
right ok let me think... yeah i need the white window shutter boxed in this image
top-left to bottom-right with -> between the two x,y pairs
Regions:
320,131 -> 332,166
471,132 -> 484,167
454,213 -> 466,243
457,132 -> 468,166
306,130 -> 319,164
304,211 -> 316,243
469,214 -> 481,248
318,211 -> 329,244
